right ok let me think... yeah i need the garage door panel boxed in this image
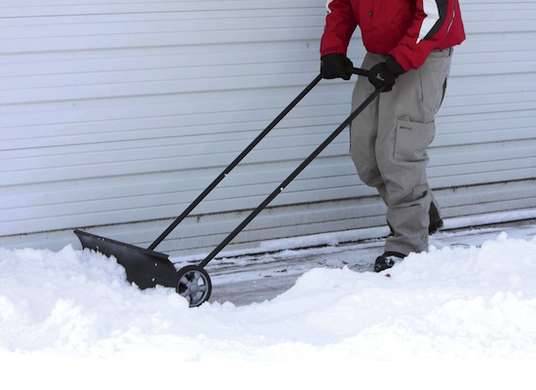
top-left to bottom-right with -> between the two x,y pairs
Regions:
2,1 -> 536,253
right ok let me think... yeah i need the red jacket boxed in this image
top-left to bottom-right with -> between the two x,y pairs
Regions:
320,0 -> 466,71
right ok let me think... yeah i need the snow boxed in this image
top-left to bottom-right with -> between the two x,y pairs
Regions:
1,229 -> 536,388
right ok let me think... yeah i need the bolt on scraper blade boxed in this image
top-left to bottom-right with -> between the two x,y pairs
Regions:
74,230 -> 178,289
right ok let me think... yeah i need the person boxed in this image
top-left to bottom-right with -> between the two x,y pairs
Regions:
320,1 -> 465,272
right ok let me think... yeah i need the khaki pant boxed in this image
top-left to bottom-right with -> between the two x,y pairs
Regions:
350,49 -> 453,255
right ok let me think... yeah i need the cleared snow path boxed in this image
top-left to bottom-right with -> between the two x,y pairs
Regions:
208,220 -> 536,305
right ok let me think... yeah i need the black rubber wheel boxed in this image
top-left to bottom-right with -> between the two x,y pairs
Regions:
176,265 -> 212,308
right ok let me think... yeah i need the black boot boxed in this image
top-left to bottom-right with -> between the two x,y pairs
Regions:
428,202 -> 444,235
374,251 -> 406,273
387,202 -> 443,236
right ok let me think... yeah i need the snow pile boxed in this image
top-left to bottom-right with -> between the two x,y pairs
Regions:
1,233 -> 536,370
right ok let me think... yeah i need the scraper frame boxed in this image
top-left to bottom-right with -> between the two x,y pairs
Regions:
76,68 -> 380,307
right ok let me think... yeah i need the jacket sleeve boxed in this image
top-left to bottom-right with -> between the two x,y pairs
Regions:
389,0 -> 458,70
320,0 -> 357,56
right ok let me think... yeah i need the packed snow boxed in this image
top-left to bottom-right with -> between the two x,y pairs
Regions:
1,230 -> 536,387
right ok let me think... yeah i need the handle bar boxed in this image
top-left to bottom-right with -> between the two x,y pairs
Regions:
352,67 -> 370,77
149,67 -> 375,251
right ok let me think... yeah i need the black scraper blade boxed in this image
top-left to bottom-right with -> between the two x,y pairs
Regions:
74,230 -> 178,289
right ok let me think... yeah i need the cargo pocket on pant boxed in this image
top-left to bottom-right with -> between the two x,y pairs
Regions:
394,119 -> 435,162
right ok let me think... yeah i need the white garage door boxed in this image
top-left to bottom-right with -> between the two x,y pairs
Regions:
1,1 -> 535,258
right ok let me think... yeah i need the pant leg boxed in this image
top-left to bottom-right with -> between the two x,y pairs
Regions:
350,52 -> 441,238
378,49 -> 452,254
350,53 -> 385,187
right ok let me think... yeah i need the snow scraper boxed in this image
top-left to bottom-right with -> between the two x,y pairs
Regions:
75,68 -> 380,308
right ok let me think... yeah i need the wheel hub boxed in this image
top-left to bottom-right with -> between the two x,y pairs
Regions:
176,265 -> 212,307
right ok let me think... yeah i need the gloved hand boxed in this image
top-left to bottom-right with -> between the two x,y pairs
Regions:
368,56 -> 405,92
320,54 -> 354,80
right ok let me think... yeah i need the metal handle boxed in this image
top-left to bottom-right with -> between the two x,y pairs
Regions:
148,74 -> 322,250
149,68 -> 372,251
352,67 -> 370,77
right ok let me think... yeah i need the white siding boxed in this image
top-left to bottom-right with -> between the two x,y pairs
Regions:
1,1 -> 535,257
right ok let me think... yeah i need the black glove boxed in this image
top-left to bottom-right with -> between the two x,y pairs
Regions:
320,54 -> 354,80
368,57 -> 405,92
